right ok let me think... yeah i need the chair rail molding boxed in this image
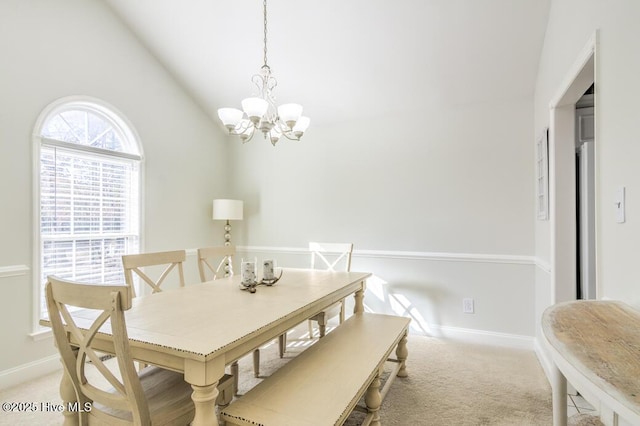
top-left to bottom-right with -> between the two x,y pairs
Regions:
535,258 -> 552,274
0,264 -> 30,279
237,246 -> 536,266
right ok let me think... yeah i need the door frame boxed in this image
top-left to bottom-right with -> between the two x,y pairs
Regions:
549,32 -> 598,304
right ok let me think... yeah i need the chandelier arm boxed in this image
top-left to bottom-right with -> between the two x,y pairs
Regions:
227,121 -> 257,143
279,130 -> 300,142
230,121 -> 252,135
242,131 -> 256,144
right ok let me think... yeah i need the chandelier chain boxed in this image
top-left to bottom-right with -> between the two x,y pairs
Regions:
263,0 -> 268,68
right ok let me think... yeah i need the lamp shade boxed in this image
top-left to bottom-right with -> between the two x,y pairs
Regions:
212,199 -> 243,221
217,108 -> 243,128
277,103 -> 303,127
293,116 -> 311,133
241,97 -> 269,119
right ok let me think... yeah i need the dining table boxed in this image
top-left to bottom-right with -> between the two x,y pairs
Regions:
41,268 -> 371,426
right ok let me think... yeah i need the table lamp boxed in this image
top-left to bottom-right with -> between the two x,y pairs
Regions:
212,199 -> 243,246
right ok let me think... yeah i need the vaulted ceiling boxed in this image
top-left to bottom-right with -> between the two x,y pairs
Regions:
104,0 -> 551,126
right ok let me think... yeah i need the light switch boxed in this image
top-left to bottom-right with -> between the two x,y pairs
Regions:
615,187 -> 625,223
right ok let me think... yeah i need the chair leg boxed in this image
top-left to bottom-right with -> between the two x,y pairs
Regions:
253,349 -> 260,378
339,299 -> 345,323
318,313 -> 327,338
231,360 -> 239,396
278,333 -> 286,358
215,374 -> 235,408
308,319 -> 314,339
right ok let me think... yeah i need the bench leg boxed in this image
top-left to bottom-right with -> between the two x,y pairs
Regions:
365,368 -> 382,426
396,332 -> 408,378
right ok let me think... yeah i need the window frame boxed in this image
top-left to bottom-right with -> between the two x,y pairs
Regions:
31,96 -> 144,335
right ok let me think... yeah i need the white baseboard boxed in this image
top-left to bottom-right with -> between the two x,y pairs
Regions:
424,324 -> 535,351
0,354 -> 61,391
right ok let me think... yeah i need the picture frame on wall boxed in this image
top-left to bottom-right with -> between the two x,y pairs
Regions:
536,128 -> 549,220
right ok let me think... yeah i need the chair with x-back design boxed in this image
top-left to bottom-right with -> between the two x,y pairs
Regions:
278,242 -> 354,358
45,275 -> 196,425
307,242 -> 354,338
122,250 -> 186,297
197,245 -> 265,388
197,245 -> 235,281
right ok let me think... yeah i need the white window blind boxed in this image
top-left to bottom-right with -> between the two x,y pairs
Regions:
38,105 -> 140,319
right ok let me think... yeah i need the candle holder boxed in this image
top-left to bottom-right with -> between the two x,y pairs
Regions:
239,269 -> 283,293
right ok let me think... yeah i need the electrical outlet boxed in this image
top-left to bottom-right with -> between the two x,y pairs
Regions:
463,298 -> 474,314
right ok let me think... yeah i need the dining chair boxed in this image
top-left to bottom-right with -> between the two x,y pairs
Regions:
307,242 -> 354,338
197,246 -> 263,386
122,249 -> 235,400
197,245 -> 235,281
45,275 -> 196,425
122,249 -> 186,297
278,242 -> 354,358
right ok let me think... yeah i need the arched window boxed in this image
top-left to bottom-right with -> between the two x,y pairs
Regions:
34,97 -> 142,323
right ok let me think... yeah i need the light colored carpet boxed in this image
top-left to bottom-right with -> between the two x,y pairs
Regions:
237,334 -> 554,426
0,326 -> 558,426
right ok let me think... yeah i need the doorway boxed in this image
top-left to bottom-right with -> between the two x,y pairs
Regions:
549,33 -> 597,304
575,85 -> 595,300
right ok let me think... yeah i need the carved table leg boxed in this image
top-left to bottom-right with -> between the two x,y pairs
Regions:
396,332 -> 409,378
365,369 -> 382,426
191,382 -> 219,426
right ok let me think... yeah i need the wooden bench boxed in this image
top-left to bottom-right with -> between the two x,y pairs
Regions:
221,312 -> 410,426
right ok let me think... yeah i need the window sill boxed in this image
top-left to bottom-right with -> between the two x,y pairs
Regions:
29,328 -> 52,342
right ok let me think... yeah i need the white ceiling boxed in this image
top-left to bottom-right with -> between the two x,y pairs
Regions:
103,0 -> 550,126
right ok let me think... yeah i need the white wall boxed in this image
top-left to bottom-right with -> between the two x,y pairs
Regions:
0,0 -> 552,391
0,0 -> 228,383
231,96 -> 536,342
534,1 -> 640,313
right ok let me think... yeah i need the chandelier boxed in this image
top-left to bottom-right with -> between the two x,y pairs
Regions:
217,0 -> 310,146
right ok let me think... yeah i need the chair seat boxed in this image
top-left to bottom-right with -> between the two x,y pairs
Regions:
90,366 -> 194,426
